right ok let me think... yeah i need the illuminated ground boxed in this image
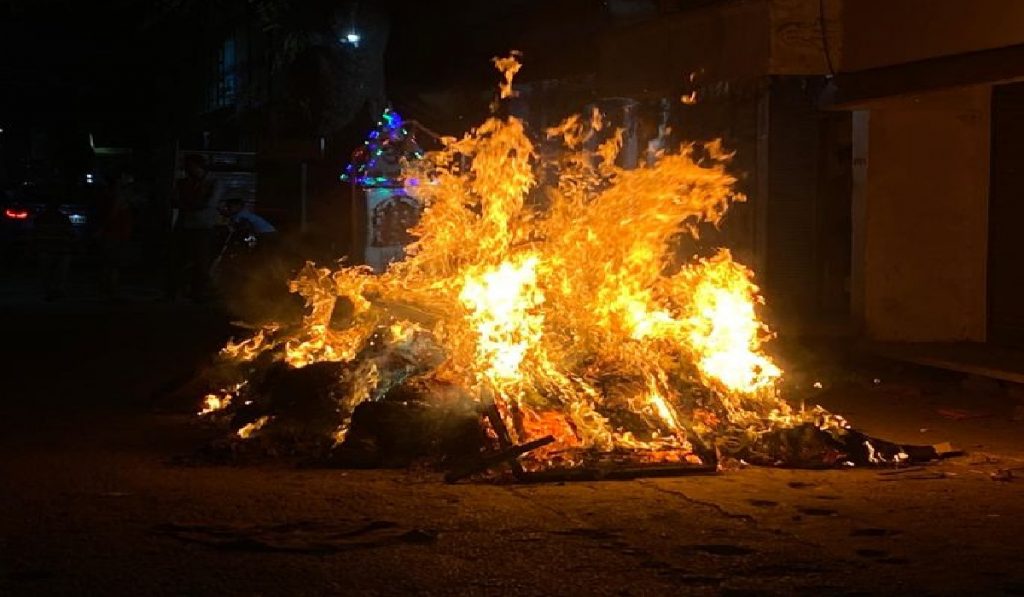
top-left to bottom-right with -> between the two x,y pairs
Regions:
3,297 -> 1024,596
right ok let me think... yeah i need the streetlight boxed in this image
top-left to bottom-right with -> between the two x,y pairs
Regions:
341,31 -> 360,47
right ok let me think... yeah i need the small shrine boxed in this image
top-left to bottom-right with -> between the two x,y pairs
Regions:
341,108 -> 425,272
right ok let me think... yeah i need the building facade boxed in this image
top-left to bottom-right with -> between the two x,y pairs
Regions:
598,0 -> 1024,351
830,0 -> 1024,348
597,0 -> 848,334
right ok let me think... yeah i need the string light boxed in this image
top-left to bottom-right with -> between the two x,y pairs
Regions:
339,109 -> 423,188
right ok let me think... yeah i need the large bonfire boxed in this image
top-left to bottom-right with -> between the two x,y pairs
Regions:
199,56 -> 926,475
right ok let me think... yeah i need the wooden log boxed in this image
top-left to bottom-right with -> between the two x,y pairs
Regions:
477,386 -> 527,478
444,435 -> 556,483
515,462 -> 717,484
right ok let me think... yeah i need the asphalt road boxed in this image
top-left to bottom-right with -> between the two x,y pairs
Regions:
3,295 -> 1024,596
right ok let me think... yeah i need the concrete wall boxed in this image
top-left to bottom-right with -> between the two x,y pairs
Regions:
602,0 -> 1024,86
843,0 -> 1024,71
598,0 -> 771,96
599,0 -> 845,93
769,0 -> 841,75
852,87 -> 990,341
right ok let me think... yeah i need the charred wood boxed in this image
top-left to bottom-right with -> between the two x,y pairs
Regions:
444,435 -> 556,483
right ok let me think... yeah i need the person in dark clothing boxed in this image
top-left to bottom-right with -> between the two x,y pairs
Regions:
211,196 -> 277,273
97,170 -> 136,296
33,199 -> 75,300
165,154 -> 221,301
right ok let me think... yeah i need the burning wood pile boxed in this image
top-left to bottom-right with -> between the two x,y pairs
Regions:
196,56 -> 949,480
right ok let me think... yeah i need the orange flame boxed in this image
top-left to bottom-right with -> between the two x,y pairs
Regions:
212,54 -> 796,463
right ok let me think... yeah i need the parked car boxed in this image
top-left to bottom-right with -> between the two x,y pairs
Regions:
1,186 -> 94,262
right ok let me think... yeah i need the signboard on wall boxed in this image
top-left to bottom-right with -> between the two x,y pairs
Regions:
363,186 -> 421,273
175,150 -> 257,206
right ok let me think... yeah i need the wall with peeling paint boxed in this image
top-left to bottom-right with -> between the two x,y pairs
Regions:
769,0 -> 841,75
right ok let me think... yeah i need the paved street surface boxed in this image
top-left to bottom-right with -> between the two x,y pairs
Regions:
3,290 -> 1024,596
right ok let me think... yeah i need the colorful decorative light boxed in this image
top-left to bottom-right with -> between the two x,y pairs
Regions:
340,108 -> 423,188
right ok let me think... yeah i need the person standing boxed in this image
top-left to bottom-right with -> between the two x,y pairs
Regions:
33,198 -> 75,300
97,170 -> 136,296
165,154 -> 221,301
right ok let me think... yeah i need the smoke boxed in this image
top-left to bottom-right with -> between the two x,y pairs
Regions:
216,229 -> 309,325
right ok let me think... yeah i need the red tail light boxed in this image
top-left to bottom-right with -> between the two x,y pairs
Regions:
4,208 -> 29,220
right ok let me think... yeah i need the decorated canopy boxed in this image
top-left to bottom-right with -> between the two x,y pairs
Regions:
340,108 -> 425,188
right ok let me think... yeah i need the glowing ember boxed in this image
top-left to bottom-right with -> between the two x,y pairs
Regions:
203,54 -> 826,469
199,393 -> 231,416
237,416 -> 271,439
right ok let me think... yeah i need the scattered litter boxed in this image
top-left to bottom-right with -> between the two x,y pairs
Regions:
991,469 -> 1019,482
931,442 -> 961,457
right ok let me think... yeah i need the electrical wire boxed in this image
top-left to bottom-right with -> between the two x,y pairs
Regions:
818,0 -> 837,76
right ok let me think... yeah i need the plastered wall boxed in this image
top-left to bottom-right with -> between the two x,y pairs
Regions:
852,87 -> 990,341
